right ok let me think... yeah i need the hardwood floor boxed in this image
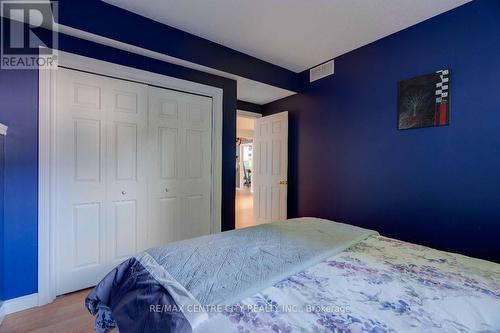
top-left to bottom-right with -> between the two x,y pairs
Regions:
0,289 -> 94,333
235,189 -> 255,229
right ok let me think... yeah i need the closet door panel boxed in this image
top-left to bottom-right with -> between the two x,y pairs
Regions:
148,88 -> 183,247
56,69 -> 148,295
148,87 -> 212,247
106,78 -> 149,263
182,97 -> 212,239
55,69 -> 108,295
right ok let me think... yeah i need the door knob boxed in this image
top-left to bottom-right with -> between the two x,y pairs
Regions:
165,188 -> 169,193
121,190 -> 126,195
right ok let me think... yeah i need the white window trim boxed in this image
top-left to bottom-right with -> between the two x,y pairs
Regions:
38,51 -> 224,306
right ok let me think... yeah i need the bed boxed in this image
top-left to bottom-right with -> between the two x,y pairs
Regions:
85,218 -> 500,333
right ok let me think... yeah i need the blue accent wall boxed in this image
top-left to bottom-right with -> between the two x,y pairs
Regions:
0,134 -> 5,302
0,70 -> 39,300
263,0 -> 500,263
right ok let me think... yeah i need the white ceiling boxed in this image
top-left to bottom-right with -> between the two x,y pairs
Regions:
104,0 -> 470,72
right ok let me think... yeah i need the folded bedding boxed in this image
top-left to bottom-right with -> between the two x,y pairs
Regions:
85,218 -> 377,332
85,218 -> 500,333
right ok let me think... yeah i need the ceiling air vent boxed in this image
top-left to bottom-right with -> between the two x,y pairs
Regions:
309,60 -> 334,82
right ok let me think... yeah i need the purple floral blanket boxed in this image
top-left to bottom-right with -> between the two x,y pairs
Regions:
86,232 -> 500,332
199,236 -> 500,333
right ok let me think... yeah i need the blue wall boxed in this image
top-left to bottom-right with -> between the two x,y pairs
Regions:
263,0 -> 500,263
0,70 -> 39,300
0,134 -> 5,302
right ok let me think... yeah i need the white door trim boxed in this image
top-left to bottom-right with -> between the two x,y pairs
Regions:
38,51 -> 224,306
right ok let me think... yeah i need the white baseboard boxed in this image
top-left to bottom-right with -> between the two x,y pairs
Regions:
3,293 -> 38,315
0,301 -> 5,325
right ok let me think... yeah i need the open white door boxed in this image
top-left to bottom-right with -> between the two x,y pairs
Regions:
253,111 -> 288,224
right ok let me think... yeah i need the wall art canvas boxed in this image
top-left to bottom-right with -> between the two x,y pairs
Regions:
398,69 -> 450,130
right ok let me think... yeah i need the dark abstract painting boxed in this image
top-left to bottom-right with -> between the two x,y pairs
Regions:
398,69 -> 450,130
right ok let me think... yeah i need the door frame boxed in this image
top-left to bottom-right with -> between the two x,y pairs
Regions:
236,110 -> 261,189
38,51 -> 224,306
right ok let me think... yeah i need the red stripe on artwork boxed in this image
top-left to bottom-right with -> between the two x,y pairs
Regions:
439,102 -> 447,125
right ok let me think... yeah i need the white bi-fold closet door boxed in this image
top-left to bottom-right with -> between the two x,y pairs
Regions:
55,68 -> 212,295
148,86 -> 212,246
